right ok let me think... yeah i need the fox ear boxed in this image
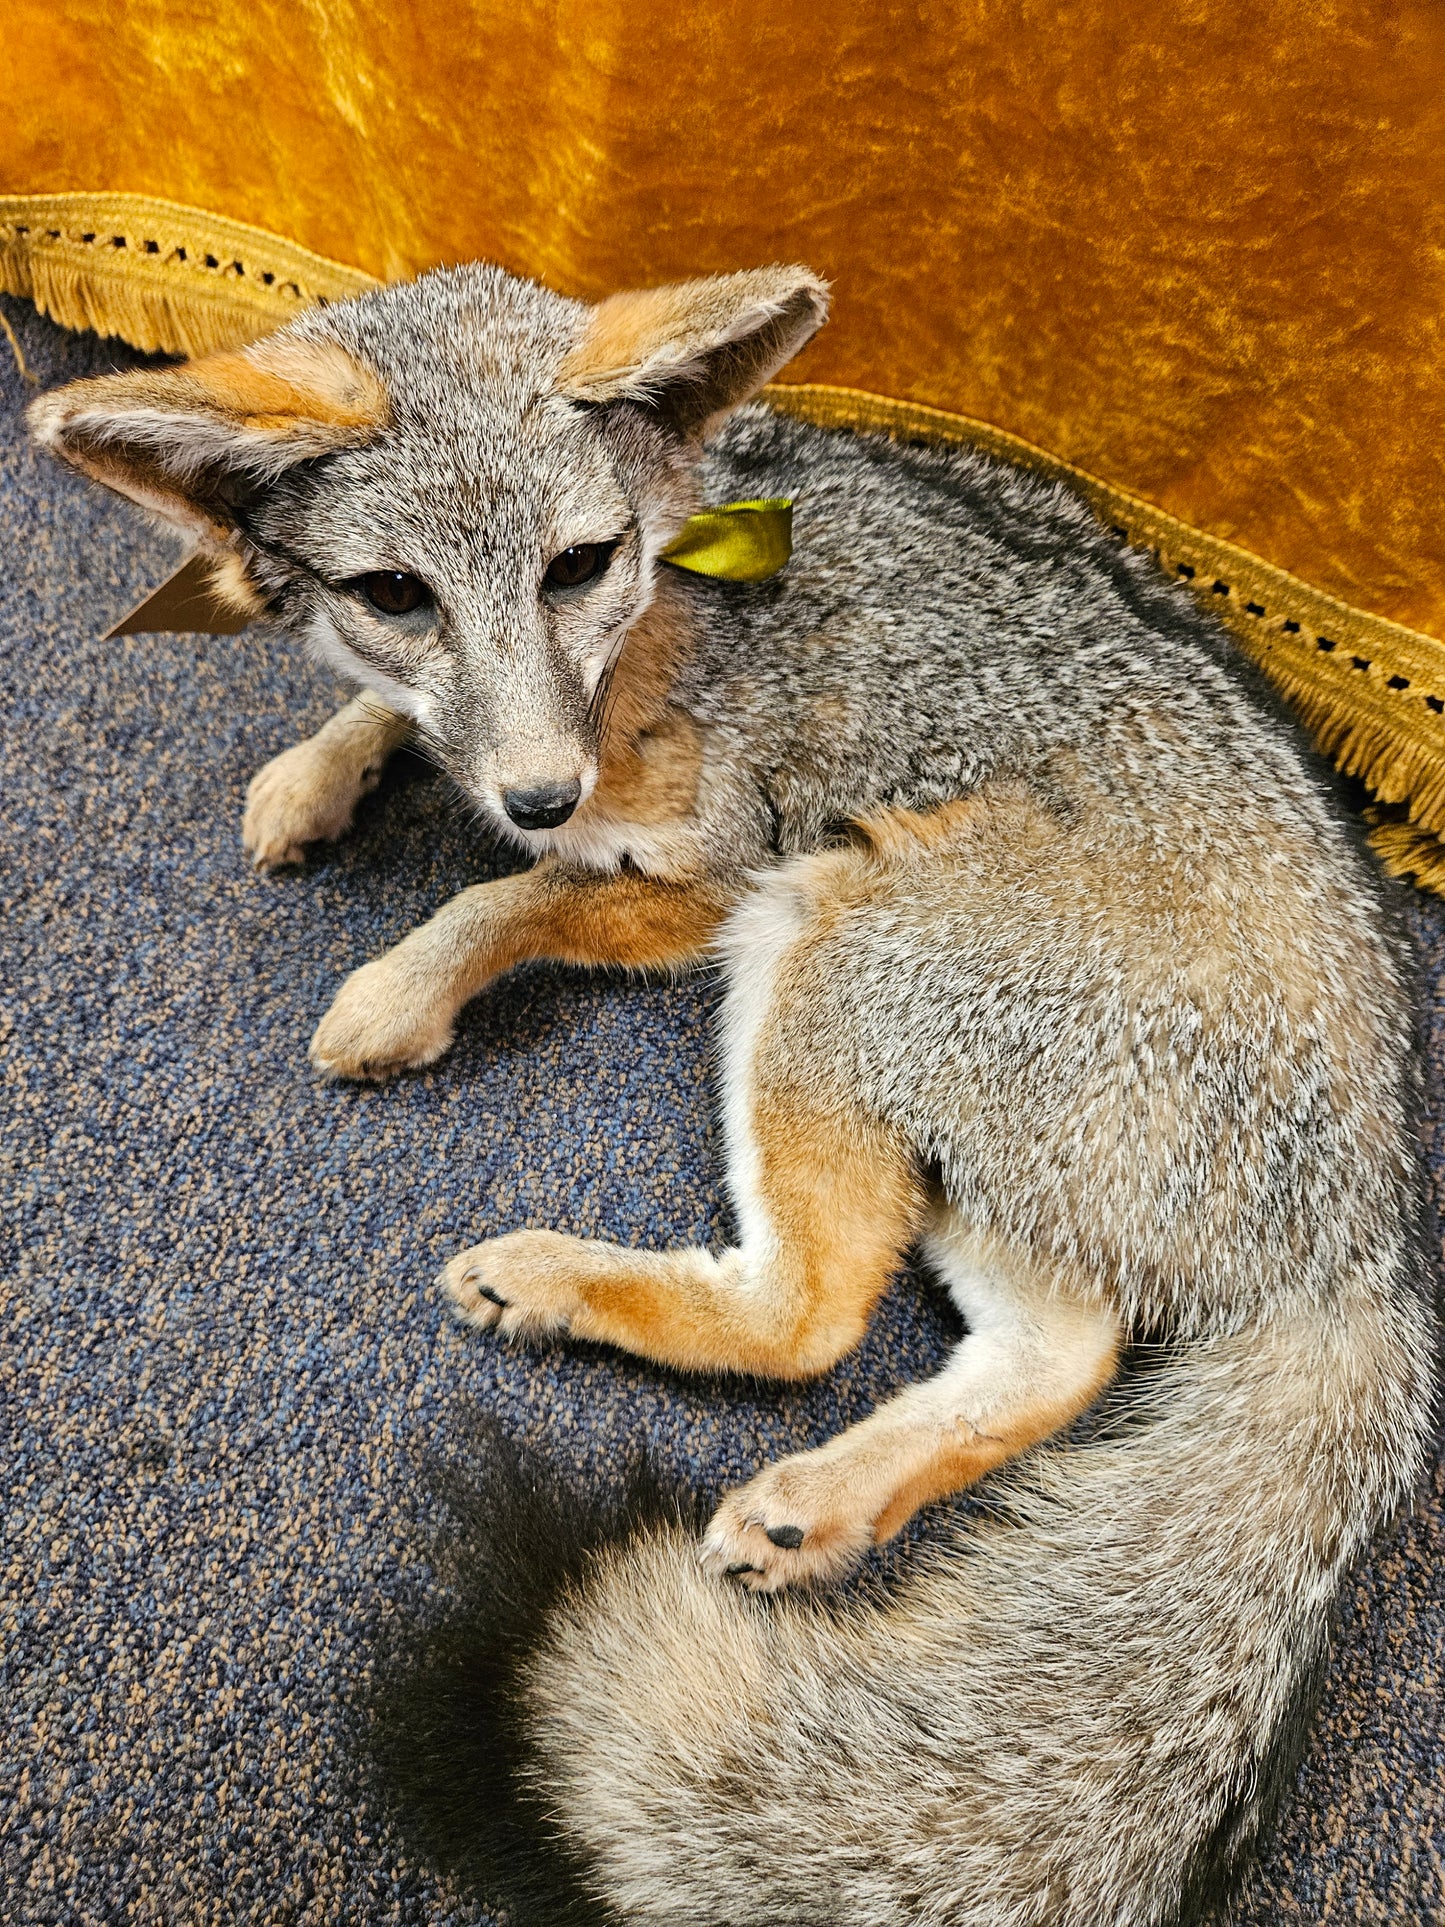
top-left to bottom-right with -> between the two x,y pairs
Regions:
27,334 -> 389,545
557,266 -> 829,435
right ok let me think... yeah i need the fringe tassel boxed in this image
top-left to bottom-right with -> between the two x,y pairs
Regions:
5,194 -> 1445,895
1366,813 -> 1445,892
3,246 -> 256,357
0,192 -> 377,357
1265,665 -> 1445,826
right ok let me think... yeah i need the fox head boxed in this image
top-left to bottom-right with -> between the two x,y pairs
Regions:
28,264 -> 828,835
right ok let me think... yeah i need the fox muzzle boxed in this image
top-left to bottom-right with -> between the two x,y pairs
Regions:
502,780 -> 582,829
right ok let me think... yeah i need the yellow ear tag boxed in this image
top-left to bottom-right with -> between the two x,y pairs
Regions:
660,498 -> 793,583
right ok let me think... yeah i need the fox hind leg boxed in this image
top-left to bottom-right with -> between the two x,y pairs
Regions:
442,857 -> 925,1375
700,1215 -> 1123,1589
442,820 -> 1125,1589
440,1077 -> 923,1376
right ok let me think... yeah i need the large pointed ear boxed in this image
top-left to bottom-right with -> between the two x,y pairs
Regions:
557,266 -> 829,436
27,333 -> 389,546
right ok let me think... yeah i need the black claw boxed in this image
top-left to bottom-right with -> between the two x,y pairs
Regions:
725,1562 -> 761,1577
765,1524 -> 805,1550
477,1285 -> 509,1308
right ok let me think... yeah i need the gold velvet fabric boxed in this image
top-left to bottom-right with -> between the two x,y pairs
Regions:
5,1 -> 1445,872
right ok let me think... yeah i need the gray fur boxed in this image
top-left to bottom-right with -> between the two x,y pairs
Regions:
254,272 -> 696,805
30,262 -> 1437,1925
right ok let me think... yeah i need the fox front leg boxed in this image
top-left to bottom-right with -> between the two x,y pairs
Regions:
309,860 -> 733,1079
243,694 -> 413,870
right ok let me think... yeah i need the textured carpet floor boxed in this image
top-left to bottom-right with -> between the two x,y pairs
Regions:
0,294 -> 1441,1926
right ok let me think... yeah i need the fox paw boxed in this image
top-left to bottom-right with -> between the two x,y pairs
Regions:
699,1454 -> 876,1593
441,1230 -> 584,1339
243,734 -> 384,871
309,955 -> 457,1081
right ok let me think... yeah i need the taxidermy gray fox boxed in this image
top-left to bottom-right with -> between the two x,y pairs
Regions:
30,264 -> 1435,1926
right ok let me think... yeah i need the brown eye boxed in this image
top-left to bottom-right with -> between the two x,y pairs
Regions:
355,571 -> 431,615
544,543 -> 611,590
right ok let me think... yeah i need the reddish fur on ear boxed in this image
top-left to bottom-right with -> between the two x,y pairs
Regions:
179,337 -> 387,434
27,333 -> 389,541
557,266 -> 829,433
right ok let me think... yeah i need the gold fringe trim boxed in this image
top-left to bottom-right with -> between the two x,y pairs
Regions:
0,193 -> 378,357
765,383 -> 1445,894
1364,815 -> 1445,894
4,193 -> 1444,891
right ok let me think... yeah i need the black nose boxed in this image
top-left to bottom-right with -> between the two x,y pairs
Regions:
502,780 -> 582,830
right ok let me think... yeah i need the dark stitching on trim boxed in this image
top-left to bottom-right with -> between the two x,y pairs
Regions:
3,222 -> 330,305
1163,556 -> 1428,715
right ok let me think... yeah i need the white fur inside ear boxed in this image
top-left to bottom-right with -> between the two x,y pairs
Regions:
53,402 -> 340,483
599,292 -> 815,402
26,334 -> 388,537
27,398 -> 324,544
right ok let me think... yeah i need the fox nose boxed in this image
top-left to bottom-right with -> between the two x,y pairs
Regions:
502,780 -> 582,830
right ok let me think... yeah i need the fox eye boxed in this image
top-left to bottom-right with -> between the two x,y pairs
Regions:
544,542 -> 614,590
354,571 -> 431,616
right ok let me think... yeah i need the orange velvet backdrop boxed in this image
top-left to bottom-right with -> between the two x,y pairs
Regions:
6,1 -> 1445,642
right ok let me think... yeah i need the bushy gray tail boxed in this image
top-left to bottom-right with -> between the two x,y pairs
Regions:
374,1285 -> 1432,1927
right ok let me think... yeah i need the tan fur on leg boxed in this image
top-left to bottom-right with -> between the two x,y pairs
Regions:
242,694 -> 413,870
441,1098 -> 922,1374
701,1233 -> 1123,1588
440,846 -> 924,1366
310,862 -> 735,1079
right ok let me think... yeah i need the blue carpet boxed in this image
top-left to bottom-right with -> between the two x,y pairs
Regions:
1,294 -> 1440,1924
